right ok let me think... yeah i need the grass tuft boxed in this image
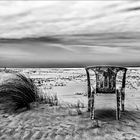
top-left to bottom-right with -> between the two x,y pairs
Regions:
37,94 -> 58,106
0,73 -> 39,113
60,100 -> 85,116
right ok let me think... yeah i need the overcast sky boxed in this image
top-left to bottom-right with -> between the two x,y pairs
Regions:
0,1 -> 140,67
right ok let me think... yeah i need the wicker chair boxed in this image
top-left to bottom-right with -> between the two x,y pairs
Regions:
85,66 -> 127,120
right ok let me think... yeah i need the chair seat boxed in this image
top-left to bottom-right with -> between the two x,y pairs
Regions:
96,88 -> 116,93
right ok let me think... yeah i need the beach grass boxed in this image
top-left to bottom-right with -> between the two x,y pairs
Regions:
0,73 -> 39,113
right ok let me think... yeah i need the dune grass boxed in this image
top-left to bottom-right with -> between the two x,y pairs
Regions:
0,72 -> 86,115
0,72 -> 61,114
37,94 -> 58,106
0,73 -> 39,113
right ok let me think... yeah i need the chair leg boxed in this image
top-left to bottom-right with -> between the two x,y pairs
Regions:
90,91 -> 95,120
116,90 -> 121,120
88,96 -> 91,112
121,89 -> 125,112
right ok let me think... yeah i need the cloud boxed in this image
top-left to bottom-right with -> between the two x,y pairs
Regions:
0,1 -> 140,38
0,1 -> 140,67
0,45 -> 34,59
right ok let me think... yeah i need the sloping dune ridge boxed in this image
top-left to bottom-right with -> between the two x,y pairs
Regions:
0,68 -> 140,140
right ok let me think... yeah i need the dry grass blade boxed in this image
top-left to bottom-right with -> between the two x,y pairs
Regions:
0,73 -> 39,113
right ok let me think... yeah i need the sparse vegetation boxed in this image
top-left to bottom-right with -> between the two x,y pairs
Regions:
75,92 -> 87,96
71,100 -> 85,115
59,100 -> 85,116
37,94 -> 58,106
0,72 -> 60,113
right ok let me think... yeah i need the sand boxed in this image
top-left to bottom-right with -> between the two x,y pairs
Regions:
0,67 -> 140,140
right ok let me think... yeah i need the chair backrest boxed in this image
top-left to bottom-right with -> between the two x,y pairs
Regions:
86,66 -> 127,94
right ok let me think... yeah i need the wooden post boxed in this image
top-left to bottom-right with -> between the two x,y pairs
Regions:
85,68 -> 91,112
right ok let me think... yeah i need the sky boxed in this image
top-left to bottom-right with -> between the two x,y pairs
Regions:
0,1 -> 140,67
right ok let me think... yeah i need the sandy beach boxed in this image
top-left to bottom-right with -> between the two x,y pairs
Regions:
0,68 -> 140,140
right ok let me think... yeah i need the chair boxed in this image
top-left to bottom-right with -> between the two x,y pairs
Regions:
85,66 -> 127,120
